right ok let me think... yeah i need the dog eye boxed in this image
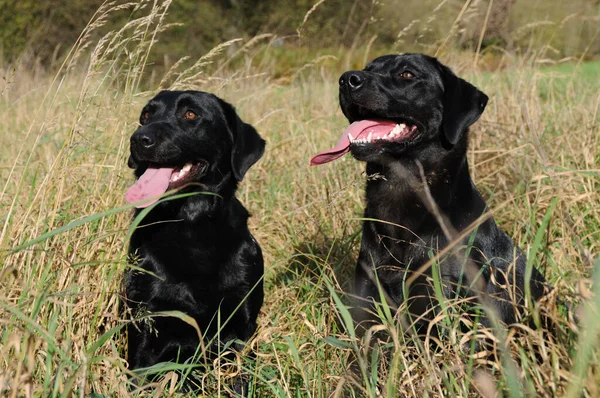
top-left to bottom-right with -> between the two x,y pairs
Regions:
399,71 -> 414,79
141,111 -> 150,121
184,110 -> 197,120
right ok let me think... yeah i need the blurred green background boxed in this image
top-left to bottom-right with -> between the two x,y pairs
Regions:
2,0 -> 599,71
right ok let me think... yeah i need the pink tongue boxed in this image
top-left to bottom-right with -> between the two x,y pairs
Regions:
309,129 -> 351,166
125,167 -> 174,208
310,120 -> 397,165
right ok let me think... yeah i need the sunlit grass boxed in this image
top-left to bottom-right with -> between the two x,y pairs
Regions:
1,1 -> 599,397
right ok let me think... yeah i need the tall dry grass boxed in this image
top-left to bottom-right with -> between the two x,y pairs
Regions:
1,0 -> 599,396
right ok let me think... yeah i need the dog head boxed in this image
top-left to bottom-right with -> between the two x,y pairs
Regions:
311,53 -> 487,165
126,90 -> 265,208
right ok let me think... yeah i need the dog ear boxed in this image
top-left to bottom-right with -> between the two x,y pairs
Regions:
223,102 -> 266,181
439,63 -> 488,146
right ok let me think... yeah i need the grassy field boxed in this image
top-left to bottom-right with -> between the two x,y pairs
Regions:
1,2 -> 600,397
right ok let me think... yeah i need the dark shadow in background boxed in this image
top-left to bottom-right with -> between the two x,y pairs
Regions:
274,227 -> 361,293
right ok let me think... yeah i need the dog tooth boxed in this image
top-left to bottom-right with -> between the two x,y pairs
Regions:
367,132 -> 372,142
348,132 -> 354,142
182,163 -> 192,172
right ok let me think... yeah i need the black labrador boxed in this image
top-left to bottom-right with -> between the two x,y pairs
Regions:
311,54 -> 549,336
123,90 -> 265,391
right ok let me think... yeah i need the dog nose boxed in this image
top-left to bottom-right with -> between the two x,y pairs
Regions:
131,131 -> 155,149
339,71 -> 365,90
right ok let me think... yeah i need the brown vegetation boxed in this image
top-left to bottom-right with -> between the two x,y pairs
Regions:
0,0 -> 599,396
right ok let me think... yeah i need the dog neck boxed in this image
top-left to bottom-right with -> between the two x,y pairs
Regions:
363,140 -> 486,238
133,174 -> 244,224
180,175 -> 244,222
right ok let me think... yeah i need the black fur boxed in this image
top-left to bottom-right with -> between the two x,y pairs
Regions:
123,90 -> 265,390
338,54 -> 549,333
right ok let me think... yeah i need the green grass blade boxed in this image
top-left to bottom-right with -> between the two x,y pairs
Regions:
565,258 -> 600,398
10,190 -> 209,254
525,197 -> 558,304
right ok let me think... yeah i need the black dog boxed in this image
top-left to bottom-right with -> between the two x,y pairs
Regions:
311,54 -> 549,335
123,90 -> 265,390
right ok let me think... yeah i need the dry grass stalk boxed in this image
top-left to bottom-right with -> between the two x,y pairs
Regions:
0,0 -> 599,396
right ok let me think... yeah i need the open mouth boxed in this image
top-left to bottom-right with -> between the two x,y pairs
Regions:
347,120 -> 417,145
125,161 -> 208,208
167,162 -> 205,189
310,119 -> 418,165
